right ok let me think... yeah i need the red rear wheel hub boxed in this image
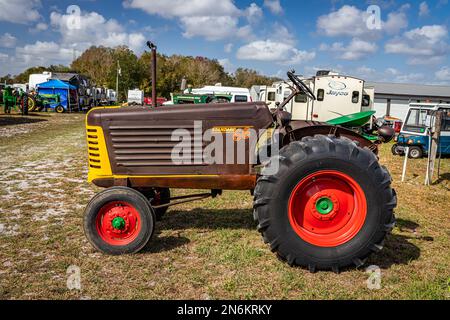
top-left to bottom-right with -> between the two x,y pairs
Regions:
95,201 -> 141,246
288,170 -> 367,247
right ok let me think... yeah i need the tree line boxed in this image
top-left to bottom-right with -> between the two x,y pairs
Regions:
1,45 -> 281,101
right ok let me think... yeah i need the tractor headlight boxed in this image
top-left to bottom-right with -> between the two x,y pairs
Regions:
407,139 -> 414,145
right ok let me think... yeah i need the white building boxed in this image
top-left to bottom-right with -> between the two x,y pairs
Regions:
367,82 -> 450,121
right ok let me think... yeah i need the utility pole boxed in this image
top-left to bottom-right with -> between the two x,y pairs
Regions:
116,60 -> 121,103
146,41 -> 157,108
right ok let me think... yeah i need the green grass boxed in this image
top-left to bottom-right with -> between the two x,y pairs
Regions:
0,113 -> 449,300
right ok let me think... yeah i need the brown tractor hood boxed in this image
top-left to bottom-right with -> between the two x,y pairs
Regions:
87,102 -> 274,127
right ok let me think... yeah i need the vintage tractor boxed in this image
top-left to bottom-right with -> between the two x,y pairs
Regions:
83,69 -> 396,272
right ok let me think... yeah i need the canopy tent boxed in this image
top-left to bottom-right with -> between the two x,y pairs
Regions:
37,79 -> 79,112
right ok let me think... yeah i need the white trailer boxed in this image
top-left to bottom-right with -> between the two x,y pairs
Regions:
267,72 -> 375,122
127,89 -> 144,105
255,85 -> 278,110
28,72 -> 52,91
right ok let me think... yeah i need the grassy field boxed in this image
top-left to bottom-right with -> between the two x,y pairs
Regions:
0,113 -> 449,300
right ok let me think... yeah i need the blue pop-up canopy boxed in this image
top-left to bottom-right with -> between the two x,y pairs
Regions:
37,79 -> 77,90
37,79 -> 78,112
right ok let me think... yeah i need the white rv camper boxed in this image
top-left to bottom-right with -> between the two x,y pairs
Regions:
256,85 -> 278,110
28,72 -> 52,91
265,71 -> 375,122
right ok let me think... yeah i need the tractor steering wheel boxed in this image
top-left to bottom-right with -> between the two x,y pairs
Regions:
287,71 -> 316,101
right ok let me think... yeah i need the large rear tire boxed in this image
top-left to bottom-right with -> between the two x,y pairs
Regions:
84,187 -> 155,255
254,135 -> 396,272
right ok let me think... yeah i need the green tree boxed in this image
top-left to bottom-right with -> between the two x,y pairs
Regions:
110,46 -> 142,102
0,74 -> 14,84
71,46 -> 115,87
233,68 -> 281,88
139,53 -> 232,98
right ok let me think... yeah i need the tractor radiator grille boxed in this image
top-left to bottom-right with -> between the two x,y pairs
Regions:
109,123 -> 205,167
87,128 -> 102,170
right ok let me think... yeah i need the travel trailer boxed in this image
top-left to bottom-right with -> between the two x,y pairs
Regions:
29,72 -> 52,91
256,85 -> 278,110
258,71 -> 375,122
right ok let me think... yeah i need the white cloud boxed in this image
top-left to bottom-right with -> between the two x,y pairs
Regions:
354,66 -> 377,78
320,38 -> 378,60
245,3 -> 263,24
224,43 -> 233,53
123,0 -> 239,18
218,58 -> 235,73
317,5 -> 409,38
317,5 -> 373,38
419,2 -> 430,17
393,73 -> 425,83
384,4 -> 410,35
50,11 -> 146,53
385,25 -> 449,64
0,10 -> 147,76
435,67 -> 450,81
270,23 -> 296,46
0,33 -> 17,48
236,40 -> 315,65
35,22 -> 48,31
263,0 -> 283,15
180,16 -> 239,41
385,68 -> 400,76
124,0 -> 246,41
0,41 -> 75,75
0,0 -> 41,24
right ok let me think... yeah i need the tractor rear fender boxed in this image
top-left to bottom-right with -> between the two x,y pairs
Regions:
282,123 -> 378,154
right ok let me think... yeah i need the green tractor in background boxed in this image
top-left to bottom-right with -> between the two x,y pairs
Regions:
28,93 -> 61,112
171,93 -> 233,105
327,110 -> 395,143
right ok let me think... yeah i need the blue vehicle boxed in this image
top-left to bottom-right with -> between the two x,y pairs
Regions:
392,103 -> 450,159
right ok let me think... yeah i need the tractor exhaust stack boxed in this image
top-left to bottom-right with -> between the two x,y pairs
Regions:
147,41 -> 157,108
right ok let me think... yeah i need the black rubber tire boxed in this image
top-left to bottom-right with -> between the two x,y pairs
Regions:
408,146 -> 423,159
137,188 -> 171,220
391,144 -> 404,156
84,187 -> 156,255
55,105 -> 64,113
253,135 -> 397,272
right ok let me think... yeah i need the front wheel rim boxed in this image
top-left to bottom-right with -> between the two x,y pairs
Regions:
288,170 -> 367,247
95,201 -> 142,246
410,149 -> 420,158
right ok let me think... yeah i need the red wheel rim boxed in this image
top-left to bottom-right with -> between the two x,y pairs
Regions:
288,170 -> 367,247
95,201 -> 141,246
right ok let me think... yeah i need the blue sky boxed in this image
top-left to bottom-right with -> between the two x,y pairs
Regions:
1,0 -> 450,84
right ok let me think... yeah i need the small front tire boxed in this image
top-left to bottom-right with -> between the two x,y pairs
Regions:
408,146 -> 423,159
55,105 -> 65,113
84,187 -> 155,255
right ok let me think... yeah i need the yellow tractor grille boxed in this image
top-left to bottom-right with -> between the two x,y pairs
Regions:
87,128 -> 102,169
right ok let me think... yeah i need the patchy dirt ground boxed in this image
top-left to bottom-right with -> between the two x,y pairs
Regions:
0,113 -> 449,300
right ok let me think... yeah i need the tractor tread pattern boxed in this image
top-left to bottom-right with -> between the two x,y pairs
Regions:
253,135 -> 397,272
